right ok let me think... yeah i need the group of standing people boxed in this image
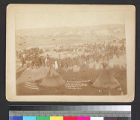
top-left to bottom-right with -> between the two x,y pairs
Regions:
16,42 -> 125,71
16,42 -> 125,95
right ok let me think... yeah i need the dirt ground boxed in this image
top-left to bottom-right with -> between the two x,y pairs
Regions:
16,67 -> 127,96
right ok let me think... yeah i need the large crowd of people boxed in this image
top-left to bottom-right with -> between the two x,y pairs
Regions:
16,42 -> 126,72
16,41 -> 126,95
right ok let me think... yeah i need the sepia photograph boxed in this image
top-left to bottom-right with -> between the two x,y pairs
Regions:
6,4 -> 135,102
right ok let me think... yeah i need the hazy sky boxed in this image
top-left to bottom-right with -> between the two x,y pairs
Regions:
15,5 -> 126,29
